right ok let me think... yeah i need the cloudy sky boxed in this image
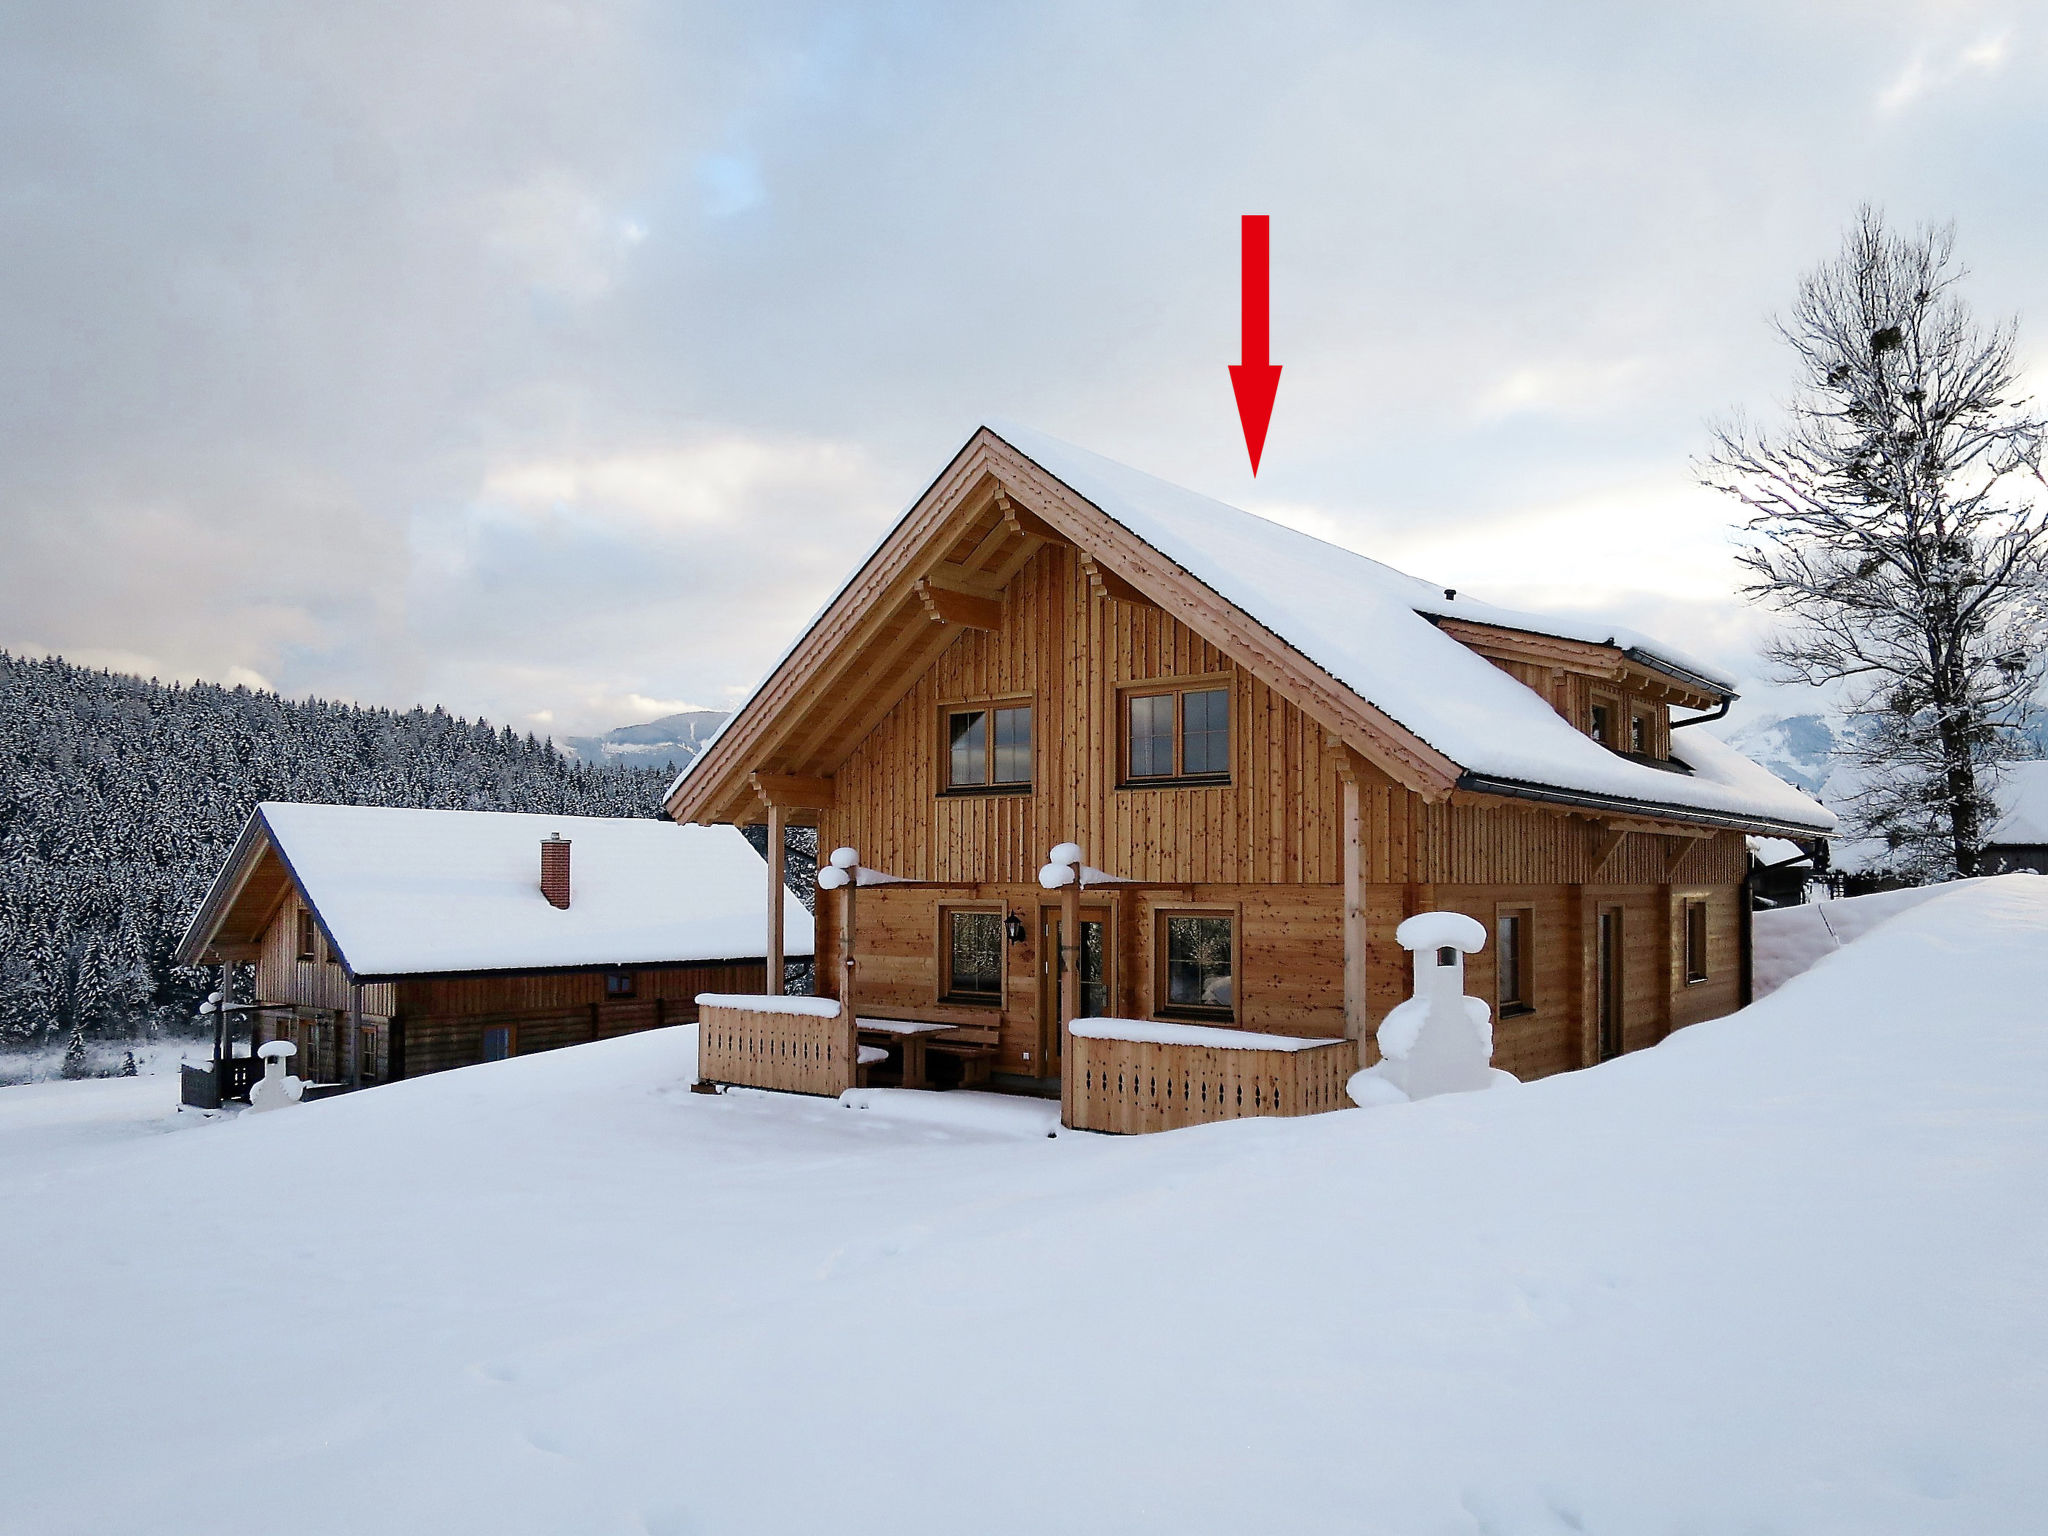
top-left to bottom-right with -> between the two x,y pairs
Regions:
4,1 -> 2043,740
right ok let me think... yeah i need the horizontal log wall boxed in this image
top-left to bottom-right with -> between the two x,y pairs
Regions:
697,1003 -> 854,1097
1062,1031 -> 1357,1134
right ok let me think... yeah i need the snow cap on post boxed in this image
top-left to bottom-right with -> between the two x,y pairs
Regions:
1049,842 -> 1083,867
258,1039 -> 297,1060
816,865 -> 850,891
1038,862 -> 1077,890
1395,911 -> 1487,954
829,846 -> 860,870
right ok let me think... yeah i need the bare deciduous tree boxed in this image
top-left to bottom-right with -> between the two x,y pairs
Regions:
1701,207 -> 2048,879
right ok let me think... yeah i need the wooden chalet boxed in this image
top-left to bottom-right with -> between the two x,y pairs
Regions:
174,803 -> 812,1103
669,423 -> 1834,1132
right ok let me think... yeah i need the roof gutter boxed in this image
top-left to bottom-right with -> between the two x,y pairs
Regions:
1668,696 -> 1734,731
1620,646 -> 1737,702
1455,772 -> 1832,840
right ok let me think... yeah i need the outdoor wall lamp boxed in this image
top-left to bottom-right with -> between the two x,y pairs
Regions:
1005,910 -> 1027,946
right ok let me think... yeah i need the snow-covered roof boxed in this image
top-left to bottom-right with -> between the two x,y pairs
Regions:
668,422 -> 1833,835
990,425 -> 1829,832
1987,761 -> 2048,846
224,803 -> 812,979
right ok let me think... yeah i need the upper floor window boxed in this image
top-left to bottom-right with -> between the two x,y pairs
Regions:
296,909 -> 316,962
605,969 -> 636,998
1123,682 -> 1231,784
1630,711 -> 1649,755
1589,703 -> 1613,747
946,703 -> 1032,790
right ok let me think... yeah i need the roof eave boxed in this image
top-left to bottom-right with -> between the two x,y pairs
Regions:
1456,772 -> 1834,840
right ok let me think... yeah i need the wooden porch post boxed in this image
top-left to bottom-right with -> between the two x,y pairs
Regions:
839,875 -> 858,1040
764,804 -> 786,995
215,960 -> 232,1064
1059,873 -> 1081,1030
1337,754 -> 1369,1044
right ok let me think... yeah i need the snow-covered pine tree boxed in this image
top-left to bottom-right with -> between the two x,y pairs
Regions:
60,1022 -> 89,1080
1701,207 -> 2048,880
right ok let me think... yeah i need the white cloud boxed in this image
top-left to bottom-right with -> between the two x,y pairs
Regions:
1878,32 -> 2010,114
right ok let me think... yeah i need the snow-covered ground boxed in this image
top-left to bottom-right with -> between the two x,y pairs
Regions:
0,1035 -> 210,1088
3,879 -> 2045,1534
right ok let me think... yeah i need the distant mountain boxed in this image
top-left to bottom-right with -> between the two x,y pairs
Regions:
561,710 -> 729,777
1719,713 -> 1841,797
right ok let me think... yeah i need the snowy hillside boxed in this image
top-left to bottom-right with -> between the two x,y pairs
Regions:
2,878 -> 2045,1533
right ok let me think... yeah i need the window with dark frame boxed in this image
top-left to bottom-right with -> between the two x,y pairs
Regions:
1158,912 -> 1234,1021
946,704 -> 1032,790
606,969 -> 636,998
1497,909 -> 1531,1012
481,1026 -> 513,1062
1589,703 -> 1612,746
942,908 -> 1005,1003
1630,711 -> 1649,755
1685,899 -> 1709,983
1124,683 -> 1231,783
296,909 -> 316,962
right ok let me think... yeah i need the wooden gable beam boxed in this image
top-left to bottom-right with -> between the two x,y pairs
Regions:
1078,553 -> 1156,608
915,577 -> 1002,630
750,772 -> 836,812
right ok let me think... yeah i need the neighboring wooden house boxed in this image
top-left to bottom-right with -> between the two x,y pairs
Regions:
1981,762 -> 2048,875
175,803 -> 813,1096
669,423 -> 1833,1126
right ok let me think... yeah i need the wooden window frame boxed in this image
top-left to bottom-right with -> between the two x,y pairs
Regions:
295,908 -> 317,963
1588,692 -> 1621,750
1683,898 -> 1710,984
605,969 -> 636,999
1118,675 -> 1234,789
1495,903 -> 1535,1016
937,902 -> 1007,1008
480,1023 -> 518,1063
938,697 -> 1035,796
357,1024 -> 381,1082
1151,904 -> 1240,1024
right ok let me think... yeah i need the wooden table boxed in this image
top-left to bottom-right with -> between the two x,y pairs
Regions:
855,1018 -> 962,1090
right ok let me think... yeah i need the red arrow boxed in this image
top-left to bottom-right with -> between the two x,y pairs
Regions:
1228,214 -> 1282,475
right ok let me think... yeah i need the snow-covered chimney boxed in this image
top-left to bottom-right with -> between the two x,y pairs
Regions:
540,834 -> 571,909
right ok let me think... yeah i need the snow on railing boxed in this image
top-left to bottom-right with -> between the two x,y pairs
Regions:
1067,1018 -> 1343,1052
694,993 -> 841,1018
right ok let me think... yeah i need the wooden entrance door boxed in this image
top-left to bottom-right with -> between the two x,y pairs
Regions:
1596,906 -> 1625,1061
1039,905 -> 1111,1076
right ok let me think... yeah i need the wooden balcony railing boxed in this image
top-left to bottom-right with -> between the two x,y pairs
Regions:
695,995 -> 853,1097
1062,1019 -> 1357,1134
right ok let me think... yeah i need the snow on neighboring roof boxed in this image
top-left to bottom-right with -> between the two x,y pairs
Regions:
986,423 -> 1832,833
1987,761 -> 2048,846
256,803 -> 813,979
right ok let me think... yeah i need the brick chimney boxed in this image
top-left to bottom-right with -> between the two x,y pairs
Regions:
540,834 -> 571,909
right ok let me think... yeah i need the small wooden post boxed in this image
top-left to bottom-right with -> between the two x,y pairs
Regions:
764,804 -> 786,995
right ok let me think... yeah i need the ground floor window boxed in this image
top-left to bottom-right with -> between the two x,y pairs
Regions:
357,1025 -> 381,1082
481,1025 -> 513,1062
1496,907 -> 1532,1013
1157,911 -> 1234,1022
1684,899 -> 1709,983
941,907 -> 1005,1004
